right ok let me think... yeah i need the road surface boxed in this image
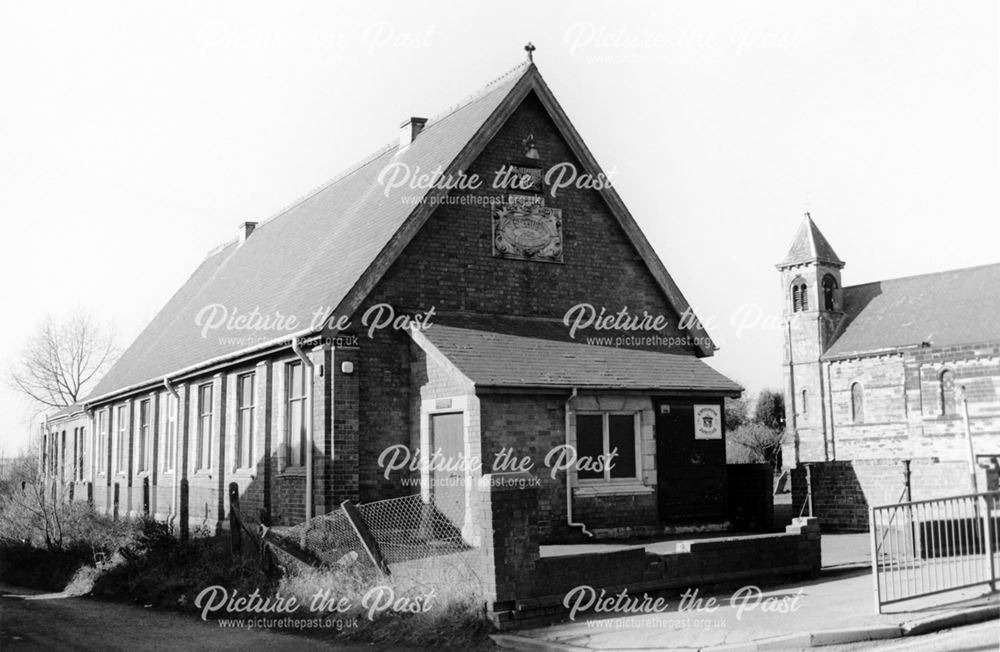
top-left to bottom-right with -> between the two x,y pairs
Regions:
823,620 -> 999,652
0,586 -> 413,651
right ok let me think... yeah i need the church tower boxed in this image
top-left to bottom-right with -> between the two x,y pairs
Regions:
777,214 -> 845,466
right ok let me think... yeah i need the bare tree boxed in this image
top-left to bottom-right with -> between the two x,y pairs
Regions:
8,313 -> 118,409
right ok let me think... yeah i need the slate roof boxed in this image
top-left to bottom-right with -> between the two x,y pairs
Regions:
88,61 -> 721,404
89,65 -> 531,402
414,320 -> 743,393
48,403 -> 84,421
824,263 -> 1000,358
778,214 -> 844,268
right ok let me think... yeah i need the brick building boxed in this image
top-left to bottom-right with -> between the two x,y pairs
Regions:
41,61 -> 742,543
779,215 -> 1000,473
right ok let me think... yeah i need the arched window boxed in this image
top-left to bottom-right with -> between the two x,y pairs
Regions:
791,278 -> 808,312
822,275 -> 838,311
851,382 -> 864,423
801,388 -> 808,415
940,369 -> 956,416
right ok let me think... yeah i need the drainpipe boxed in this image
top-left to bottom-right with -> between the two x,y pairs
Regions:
292,338 -> 314,521
163,377 -> 180,529
565,388 -> 592,537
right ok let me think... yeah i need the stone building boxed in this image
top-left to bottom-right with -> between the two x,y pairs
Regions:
779,215 -> 1000,473
40,60 -> 744,543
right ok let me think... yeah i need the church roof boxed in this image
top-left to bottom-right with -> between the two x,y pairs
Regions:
87,61 -> 718,405
823,262 -> 1000,358
413,321 -> 743,394
778,214 -> 844,268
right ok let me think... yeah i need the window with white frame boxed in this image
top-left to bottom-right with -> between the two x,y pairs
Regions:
75,427 -> 85,481
97,410 -> 108,474
196,383 -> 213,471
163,393 -> 177,472
575,412 -> 640,482
115,405 -> 128,474
236,373 -> 255,471
138,399 -> 150,473
286,362 -> 307,467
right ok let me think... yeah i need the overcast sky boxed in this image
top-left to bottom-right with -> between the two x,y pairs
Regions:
1,0 -> 997,454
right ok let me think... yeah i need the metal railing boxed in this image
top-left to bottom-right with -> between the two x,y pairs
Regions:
869,491 -> 999,613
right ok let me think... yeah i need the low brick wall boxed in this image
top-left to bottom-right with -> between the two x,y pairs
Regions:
474,473 -> 821,629
530,518 -> 820,600
791,458 -> 990,531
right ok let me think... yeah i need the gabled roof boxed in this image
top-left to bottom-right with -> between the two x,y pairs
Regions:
88,62 -> 716,405
823,263 -> 1000,358
777,214 -> 844,268
412,322 -> 742,394
48,403 -> 85,422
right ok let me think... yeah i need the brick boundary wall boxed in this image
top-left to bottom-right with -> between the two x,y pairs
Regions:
791,459 -> 997,531
476,472 -> 821,630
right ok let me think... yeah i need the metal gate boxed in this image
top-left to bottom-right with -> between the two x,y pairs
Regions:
869,491 -> 999,613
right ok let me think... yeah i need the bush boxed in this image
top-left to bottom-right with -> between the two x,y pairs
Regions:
278,553 -> 490,649
726,422 -> 785,466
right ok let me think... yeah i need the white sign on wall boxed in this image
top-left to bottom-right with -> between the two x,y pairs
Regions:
693,404 -> 722,439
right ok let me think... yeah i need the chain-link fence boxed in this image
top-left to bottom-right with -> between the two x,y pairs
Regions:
259,493 -> 474,576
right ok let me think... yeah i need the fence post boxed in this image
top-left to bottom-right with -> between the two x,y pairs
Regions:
805,464 -> 814,517
180,479 -> 189,542
981,494 -> 996,591
341,500 -> 390,576
229,482 -> 242,555
869,505 -> 882,614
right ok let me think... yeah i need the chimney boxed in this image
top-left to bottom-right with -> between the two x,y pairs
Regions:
399,117 -> 428,149
238,221 -> 258,244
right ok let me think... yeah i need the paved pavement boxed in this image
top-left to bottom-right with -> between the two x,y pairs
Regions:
493,534 -> 999,651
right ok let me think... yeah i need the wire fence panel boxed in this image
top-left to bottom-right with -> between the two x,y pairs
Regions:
356,494 -> 469,564
261,493 -> 475,575
284,508 -> 370,568
869,491 -> 999,613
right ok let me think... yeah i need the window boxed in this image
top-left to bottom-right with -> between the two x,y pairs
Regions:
575,412 -> 639,482
939,369 -> 956,416
77,427 -> 85,481
163,394 -> 177,472
116,405 -> 128,473
97,410 -> 108,474
286,363 -> 307,467
801,389 -> 808,415
850,383 -> 864,423
236,373 -> 255,470
791,278 -> 808,312
138,399 -> 150,473
71,427 -> 78,480
196,384 -> 213,471
822,275 -> 838,311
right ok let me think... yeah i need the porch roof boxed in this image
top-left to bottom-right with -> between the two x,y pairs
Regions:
413,323 -> 742,394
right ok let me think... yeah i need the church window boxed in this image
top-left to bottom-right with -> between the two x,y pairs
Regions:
850,382 -> 864,423
791,278 -> 808,312
822,275 -> 838,311
801,389 -> 808,415
939,369 -> 956,416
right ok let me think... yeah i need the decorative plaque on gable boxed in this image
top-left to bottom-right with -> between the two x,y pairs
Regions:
492,201 -> 563,263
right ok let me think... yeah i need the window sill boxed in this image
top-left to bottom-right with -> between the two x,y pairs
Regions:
575,482 -> 653,497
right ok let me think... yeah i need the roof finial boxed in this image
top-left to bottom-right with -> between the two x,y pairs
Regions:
524,42 -> 536,63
